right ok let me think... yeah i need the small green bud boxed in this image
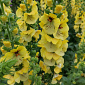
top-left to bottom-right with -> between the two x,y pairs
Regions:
72,81 -> 76,84
31,50 -> 36,54
31,57 -> 35,61
29,62 -> 34,67
35,58 -> 38,62
33,70 -> 37,75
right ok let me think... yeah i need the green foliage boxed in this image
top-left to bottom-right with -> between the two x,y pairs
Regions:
29,57 -> 42,85
0,59 -> 17,79
1,0 -> 11,6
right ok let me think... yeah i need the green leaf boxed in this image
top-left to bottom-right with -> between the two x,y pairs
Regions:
77,77 -> 85,84
8,13 -> 15,18
57,13 -> 63,18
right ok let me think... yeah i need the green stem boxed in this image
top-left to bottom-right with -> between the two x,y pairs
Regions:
0,0 -> 5,15
8,18 -> 14,49
7,24 -> 11,41
53,0 -> 56,13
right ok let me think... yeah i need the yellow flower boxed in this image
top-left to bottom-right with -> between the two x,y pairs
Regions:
3,75 -> 15,85
0,56 -> 6,62
80,22 -> 85,32
3,41 -> 11,48
51,74 -> 62,84
3,52 -> 13,61
53,23 -> 69,40
23,79 -> 32,85
14,59 -> 29,83
60,10 -> 68,20
75,13 -> 83,24
20,29 -> 35,42
38,33 -> 67,56
41,47 -> 60,60
38,35 -> 62,53
39,40 -> 62,53
76,33 -> 81,38
1,15 -> 8,22
13,28 -> 18,35
82,12 -> 85,21
19,37 -> 24,43
44,58 -> 55,66
14,72 -> 29,83
11,46 -> 30,59
55,74 -> 62,80
74,25 -> 79,32
3,46 -> 30,65
24,12 -> 38,24
55,40 -> 68,56
39,13 -> 60,34
44,42 -> 59,52
54,5 -> 63,13
17,19 -> 27,31
56,57 -> 64,68
27,0 -> 33,4
54,66 -> 62,73
0,46 -> 7,54
44,33 -> 60,44
19,37 -> 28,46
14,72 -> 20,83
3,4 -> 11,16
16,8 -> 23,17
17,60 -> 29,74
24,3 -> 38,24
39,60 -> 47,73
62,40 -> 68,52
51,78 -> 57,84
46,0 -> 52,7
33,30 -> 41,41
20,4 -> 26,11
28,70 -> 33,75
36,52 -> 39,57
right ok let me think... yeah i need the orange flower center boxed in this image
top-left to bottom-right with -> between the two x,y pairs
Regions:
48,17 -> 53,22
15,51 -> 20,57
58,24 -> 63,29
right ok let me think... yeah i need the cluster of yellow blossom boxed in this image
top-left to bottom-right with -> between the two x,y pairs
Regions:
0,46 -> 32,85
16,0 -> 41,45
38,3 -> 69,84
71,0 -> 81,15
0,0 -> 41,85
70,0 -> 85,35
64,0 -> 83,16
73,11 -> 85,40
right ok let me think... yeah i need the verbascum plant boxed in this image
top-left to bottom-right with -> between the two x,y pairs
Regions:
73,37 -> 85,84
15,0 -> 41,84
0,0 -> 41,85
72,0 -> 85,35
38,1 -> 69,84
16,0 -> 41,46
0,46 -> 30,85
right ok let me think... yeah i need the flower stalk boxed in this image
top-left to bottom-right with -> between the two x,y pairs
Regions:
53,0 -> 56,13
0,0 -> 5,14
